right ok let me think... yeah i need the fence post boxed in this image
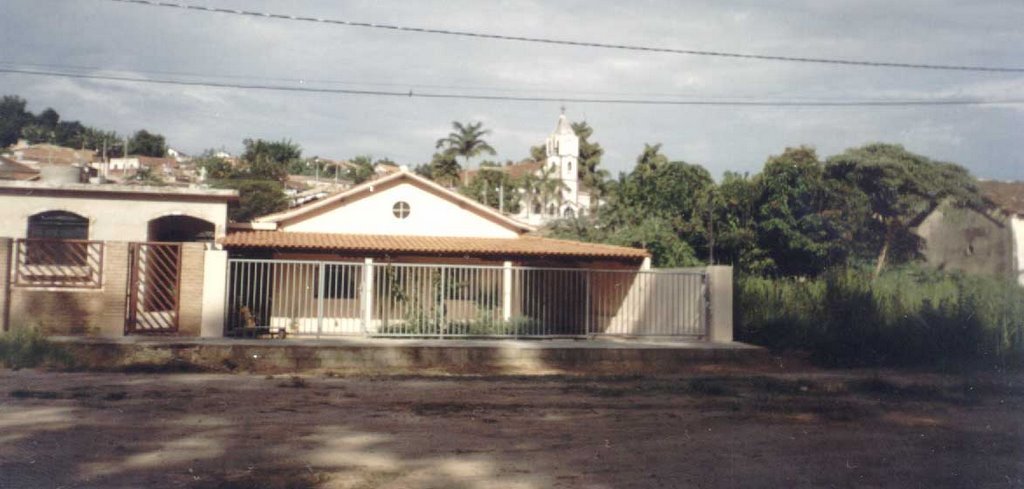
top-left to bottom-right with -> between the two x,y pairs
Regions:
502,261 -> 512,322
361,258 -> 374,336
316,261 -> 325,339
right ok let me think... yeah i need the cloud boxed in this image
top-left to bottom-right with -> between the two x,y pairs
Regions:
1,0 -> 1022,179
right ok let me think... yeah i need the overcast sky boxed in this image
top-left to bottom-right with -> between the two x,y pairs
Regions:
2,0 -> 1023,180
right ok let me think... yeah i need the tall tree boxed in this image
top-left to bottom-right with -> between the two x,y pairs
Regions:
461,166 -> 520,213
0,96 -> 32,147
571,121 -> 609,209
435,121 -> 496,186
128,129 -> 167,157
754,146 -> 848,277
241,138 -> 301,182
825,143 -> 983,277
427,152 -> 462,187
345,155 -> 376,184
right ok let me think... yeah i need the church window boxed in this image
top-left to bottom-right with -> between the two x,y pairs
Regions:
392,201 -> 411,219
548,203 -> 556,216
532,201 -> 542,215
568,161 -> 572,172
563,207 -> 575,219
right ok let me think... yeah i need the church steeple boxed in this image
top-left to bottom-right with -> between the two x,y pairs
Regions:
545,110 -> 580,211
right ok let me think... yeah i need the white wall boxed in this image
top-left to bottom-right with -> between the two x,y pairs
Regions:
0,192 -> 230,241
1013,216 -> 1024,287
282,181 -> 519,238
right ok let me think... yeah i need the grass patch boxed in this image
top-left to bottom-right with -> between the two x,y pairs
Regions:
0,328 -> 74,370
736,265 -> 1024,369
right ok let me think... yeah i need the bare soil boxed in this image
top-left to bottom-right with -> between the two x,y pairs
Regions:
1,368 -> 1022,488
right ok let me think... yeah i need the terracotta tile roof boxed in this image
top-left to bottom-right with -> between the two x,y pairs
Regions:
220,231 -> 650,259
12,145 -> 97,165
979,180 -> 1024,216
461,160 -> 543,181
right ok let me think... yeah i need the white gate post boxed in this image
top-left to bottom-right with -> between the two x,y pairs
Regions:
502,261 -> 512,322
706,265 -> 733,342
361,258 -> 374,335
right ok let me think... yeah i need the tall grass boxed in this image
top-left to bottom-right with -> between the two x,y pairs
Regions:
0,327 -> 75,370
736,265 -> 1024,368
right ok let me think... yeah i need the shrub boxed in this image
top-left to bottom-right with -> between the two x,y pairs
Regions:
735,265 -> 1024,368
0,327 -> 74,370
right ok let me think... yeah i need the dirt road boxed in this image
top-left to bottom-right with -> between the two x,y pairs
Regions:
1,369 -> 1022,488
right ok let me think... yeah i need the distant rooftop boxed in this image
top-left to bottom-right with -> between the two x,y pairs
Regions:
979,180 -> 1024,217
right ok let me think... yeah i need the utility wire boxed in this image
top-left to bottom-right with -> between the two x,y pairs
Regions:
0,60 -> 921,101
105,0 -> 1024,73
3,67 -> 1021,106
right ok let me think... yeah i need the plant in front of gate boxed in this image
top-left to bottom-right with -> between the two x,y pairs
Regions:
0,326 -> 75,370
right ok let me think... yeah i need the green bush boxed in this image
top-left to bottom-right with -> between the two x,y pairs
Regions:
0,328 -> 74,370
736,265 -> 1024,368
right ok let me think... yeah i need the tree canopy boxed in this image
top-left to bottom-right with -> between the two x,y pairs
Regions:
435,121 -> 496,185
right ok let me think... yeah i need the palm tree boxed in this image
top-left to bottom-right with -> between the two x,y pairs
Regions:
435,121 -> 497,186
537,164 -> 568,216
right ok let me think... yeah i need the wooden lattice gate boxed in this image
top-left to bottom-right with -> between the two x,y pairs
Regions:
125,242 -> 182,334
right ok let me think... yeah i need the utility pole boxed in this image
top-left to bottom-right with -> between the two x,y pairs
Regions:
498,185 -> 504,214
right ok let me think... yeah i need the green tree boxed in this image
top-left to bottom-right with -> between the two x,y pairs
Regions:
127,129 -> 167,157
345,155 -> 376,184
435,121 -> 496,186
0,95 -> 32,147
194,151 -> 235,180
241,138 -> 301,182
753,146 -> 850,277
461,166 -> 520,213
571,121 -> 608,202
426,152 -> 462,187
825,143 -> 983,277
215,180 -> 288,222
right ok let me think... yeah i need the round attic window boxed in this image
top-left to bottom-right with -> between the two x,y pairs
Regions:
392,201 -> 411,219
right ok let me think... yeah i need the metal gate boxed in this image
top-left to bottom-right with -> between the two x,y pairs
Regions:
126,242 -> 182,334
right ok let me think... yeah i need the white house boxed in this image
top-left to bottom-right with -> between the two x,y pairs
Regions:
214,168 -> 732,339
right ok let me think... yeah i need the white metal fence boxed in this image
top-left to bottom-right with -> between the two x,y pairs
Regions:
226,259 -> 708,339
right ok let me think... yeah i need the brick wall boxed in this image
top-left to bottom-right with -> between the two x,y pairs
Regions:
177,243 -> 206,336
5,241 -> 130,336
2,241 -> 214,337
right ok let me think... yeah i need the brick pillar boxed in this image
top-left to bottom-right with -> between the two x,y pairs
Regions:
96,241 -> 130,338
177,243 -> 206,336
0,238 -> 11,333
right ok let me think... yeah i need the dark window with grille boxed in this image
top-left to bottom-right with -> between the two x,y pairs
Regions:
25,211 -> 89,266
27,211 -> 89,240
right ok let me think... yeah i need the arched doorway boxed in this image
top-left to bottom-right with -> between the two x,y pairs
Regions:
147,215 -> 215,242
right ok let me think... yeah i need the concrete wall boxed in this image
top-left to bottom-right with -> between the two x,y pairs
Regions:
0,191 -> 229,241
915,204 -> 1014,279
281,181 -> 519,239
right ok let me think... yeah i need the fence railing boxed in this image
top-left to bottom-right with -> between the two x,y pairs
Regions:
226,259 -> 708,339
13,238 -> 104,288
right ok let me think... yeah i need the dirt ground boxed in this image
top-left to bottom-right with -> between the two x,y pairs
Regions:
1,368 -> 1022,489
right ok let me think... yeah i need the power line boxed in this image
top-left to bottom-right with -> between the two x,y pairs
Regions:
104,0 -> 1024,74
4,67 -> 1022,107
0,60 -> 923,101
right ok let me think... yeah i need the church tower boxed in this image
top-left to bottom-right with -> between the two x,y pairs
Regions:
545,110 -> 579,212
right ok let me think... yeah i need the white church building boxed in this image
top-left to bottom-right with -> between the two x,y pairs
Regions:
510,112 -> 593,226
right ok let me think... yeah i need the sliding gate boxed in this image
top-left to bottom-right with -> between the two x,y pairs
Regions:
225,259 -> 709,339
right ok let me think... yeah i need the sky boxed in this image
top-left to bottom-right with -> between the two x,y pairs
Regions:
2,0 -> 1023,180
